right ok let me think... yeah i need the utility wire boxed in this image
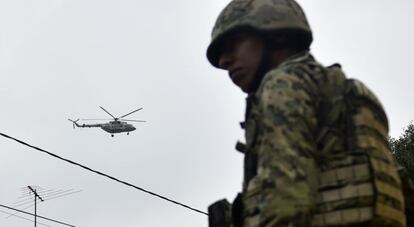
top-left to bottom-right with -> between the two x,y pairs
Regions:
6,203 -> 35,219
0,209 -> 52,227
0,132 -> 208,216
0,204 -> 76,227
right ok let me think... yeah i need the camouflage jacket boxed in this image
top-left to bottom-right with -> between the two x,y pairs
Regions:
240,52 -> 320,226
238,51 -> 405,227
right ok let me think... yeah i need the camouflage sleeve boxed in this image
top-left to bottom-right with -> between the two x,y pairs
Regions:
247,69 -> 319,226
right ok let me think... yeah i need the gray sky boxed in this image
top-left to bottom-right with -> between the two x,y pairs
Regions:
1,0 -> 413,226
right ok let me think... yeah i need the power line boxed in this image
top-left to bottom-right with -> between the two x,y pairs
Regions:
7,203 -> 36,218
0,209 -> 51,227
0,203 -> 76,227
0,132 -> 208,216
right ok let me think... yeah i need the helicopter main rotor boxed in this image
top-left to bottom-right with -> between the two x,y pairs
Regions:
118,107 -> 143,119
99,106 -> 117,120
99,106 -> 145,122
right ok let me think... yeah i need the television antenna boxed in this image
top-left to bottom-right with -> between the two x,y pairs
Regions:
4,186 -> 82,227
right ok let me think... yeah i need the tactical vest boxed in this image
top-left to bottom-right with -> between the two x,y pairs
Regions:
312,65 -> 406,227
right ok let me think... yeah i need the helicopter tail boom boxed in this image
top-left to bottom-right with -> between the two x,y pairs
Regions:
68,119 -> 102,128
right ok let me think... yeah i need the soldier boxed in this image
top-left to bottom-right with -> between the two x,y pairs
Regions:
206,0 -> 407,227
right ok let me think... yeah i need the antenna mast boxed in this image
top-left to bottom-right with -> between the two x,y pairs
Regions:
28,186 -> 44,227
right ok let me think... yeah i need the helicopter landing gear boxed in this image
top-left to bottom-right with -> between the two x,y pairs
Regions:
111,134 -> 114,137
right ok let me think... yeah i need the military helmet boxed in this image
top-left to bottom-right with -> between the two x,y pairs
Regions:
207,0 -> 313,67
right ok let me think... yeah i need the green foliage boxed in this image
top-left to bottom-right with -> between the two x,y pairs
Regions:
390,122 -> 414,179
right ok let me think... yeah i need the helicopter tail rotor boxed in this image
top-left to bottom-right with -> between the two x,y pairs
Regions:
68,119 -> 80,129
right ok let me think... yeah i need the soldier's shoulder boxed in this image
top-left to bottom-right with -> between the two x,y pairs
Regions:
257,60 -> 321,95
265,52 -> 323,80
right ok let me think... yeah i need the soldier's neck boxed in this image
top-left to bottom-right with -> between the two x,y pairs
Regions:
269,48 -> 300,69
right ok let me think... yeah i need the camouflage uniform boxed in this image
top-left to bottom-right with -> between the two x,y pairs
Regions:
240,52 -> 319,226
239,51 -> 406,227
207,0 -> 407,226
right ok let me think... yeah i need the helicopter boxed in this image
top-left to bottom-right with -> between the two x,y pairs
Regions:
68,106 -> 145,137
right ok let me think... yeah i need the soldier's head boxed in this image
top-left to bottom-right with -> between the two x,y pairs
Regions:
206,0 -> 312,93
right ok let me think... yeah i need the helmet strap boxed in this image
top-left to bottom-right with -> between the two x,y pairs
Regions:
248,43 -> 273,93
248,32 -> 306,93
